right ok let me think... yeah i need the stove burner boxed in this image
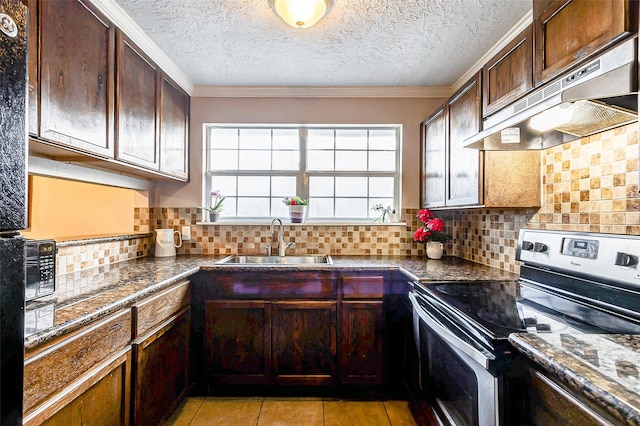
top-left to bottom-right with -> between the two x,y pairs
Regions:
435,283 -> 492,298
477,309 -> 524,331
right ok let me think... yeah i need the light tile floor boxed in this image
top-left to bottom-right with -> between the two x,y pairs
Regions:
165,397 -> 417,426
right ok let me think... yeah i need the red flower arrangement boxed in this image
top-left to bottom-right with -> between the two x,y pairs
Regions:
413,208 -> 451,243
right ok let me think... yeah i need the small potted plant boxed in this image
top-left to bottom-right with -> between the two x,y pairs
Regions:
413,208 -> 451,259
203,190 -> 225,222
371,204 -> 393,222
282,196 -> 309,223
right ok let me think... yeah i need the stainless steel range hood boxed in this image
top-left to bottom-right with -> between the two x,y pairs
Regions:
464,37 -> 638,151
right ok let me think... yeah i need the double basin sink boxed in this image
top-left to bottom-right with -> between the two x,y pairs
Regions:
216,255 -> 333,265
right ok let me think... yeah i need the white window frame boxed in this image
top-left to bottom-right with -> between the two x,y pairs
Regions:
203,124 -> 402,222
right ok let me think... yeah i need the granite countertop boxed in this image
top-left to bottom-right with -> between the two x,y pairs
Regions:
510,333 -> 640,425
25,254 -> 513,349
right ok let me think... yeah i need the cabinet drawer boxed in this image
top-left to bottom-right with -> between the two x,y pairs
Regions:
132,280 -> 191,337
24,309 -> 131,414
342,276 -> 385,299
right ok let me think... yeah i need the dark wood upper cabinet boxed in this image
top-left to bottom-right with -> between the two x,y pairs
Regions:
533,0 -> 637,86
446,72 -> 482,207
115,30 -> 159,170
39,0 -> 115,157
482,25 -> 533,117
159,74 -> 189,180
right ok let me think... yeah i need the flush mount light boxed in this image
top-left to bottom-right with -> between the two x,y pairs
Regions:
269,0 -> 334,29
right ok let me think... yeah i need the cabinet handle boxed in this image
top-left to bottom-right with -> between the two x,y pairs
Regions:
97,75 -> 103,89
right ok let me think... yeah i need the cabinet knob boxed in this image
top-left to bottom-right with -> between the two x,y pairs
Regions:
97,75 -> 103,88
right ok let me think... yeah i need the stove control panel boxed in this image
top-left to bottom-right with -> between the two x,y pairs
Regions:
517,229 -> 640,287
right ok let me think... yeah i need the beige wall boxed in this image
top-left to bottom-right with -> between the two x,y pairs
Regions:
154,96 -> 445,208
23,175 -> 144,239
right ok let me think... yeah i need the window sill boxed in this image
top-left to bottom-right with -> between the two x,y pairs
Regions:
196,220 -> 407,226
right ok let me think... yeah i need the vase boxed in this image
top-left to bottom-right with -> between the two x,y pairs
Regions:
288,205 -> 307,223
426,242 -> 443,260
209,212 -> 220,222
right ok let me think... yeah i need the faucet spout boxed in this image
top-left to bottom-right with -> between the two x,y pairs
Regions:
270,218 -> 286,256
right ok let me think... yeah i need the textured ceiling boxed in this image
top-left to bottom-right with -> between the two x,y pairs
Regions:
114,0 -> 531,87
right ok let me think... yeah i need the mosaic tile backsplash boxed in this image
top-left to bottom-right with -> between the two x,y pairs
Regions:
56,236 -> 152,274
128,123 -> 638,275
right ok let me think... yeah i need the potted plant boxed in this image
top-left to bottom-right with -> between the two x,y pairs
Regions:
413,208 -> 451,259
203,190 -> 225,222
282,196 -> 309,223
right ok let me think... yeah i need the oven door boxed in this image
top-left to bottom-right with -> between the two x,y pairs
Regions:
410,292 -> 501,426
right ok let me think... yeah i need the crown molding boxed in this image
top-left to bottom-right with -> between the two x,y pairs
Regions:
191,85 -> 453,98
88,0 -> 194,95
452,10 -> 533,92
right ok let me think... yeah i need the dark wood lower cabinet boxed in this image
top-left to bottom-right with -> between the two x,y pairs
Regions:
204,300 -> 271,385
340,301 -> 384,385
25,348 -> 132,426
272,301 -> 337,385
132,307 -> 191,426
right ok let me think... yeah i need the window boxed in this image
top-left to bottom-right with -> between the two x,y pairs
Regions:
204,125 -> 401,220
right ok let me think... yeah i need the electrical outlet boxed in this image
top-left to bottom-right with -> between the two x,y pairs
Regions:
181,226 -> 191,241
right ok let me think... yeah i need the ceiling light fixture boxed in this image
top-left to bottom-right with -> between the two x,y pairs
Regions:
269,0 -> 334,29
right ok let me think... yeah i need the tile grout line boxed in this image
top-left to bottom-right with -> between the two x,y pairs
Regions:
255,399 -> 265,426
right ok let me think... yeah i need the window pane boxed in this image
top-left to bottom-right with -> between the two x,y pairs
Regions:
273,129 -> 299,149
271,199 -> 289,217
237,198 -> 269,217
210,150 -> 238,170
210,128 -> 238,149
211,176 -> 237,196
336,198 -> 368,218
336,151 -> 367,171
308,129 -> 334,149
309,176 -> 334,196
310,198 -> 334,217
369,198 -> 394,218
369,177 -> 394,197
336,129 -> 367,150
272,150 -> 299,170
238,176 -> 270,196
369,151 -> 396,171
307,150 -> 334,171
369,129 -> 397,150
336,177 -> 367,197
239,150 -> 271,170
239,129 -> 270,149
272,176 -> 297,196
223,196 -> 237,216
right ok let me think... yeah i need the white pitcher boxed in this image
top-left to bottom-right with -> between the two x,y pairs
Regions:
154,228 -> 182,257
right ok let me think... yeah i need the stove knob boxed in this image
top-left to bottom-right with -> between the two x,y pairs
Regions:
522,241 -> 534,251
533,242 -> 548,253
615,252 -> 638,267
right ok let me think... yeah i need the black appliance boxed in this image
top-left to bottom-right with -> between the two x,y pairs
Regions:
409,229 -> 640,425
0,0 -> 27,424
25,240 -> 55,301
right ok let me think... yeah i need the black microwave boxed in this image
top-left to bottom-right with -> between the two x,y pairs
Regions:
25,240 -> 56,302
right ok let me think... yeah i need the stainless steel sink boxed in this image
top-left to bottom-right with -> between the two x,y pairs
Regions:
216,255 -> 333,265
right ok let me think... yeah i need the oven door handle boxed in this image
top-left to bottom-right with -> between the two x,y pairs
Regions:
409,292 -> 496,369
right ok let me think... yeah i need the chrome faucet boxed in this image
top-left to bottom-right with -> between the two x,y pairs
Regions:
270,218 -> 286,256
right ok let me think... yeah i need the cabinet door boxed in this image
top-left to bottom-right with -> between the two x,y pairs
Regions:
533,0 -> 636,85
24,349 -> 131,426
340,301 -> 384,385
27,0 -> 38,135
422,105 -> 447,208
272,301 -> 337,385
132,307 -> 190,426
446,73 -> 482,206
115,30 -> 159,170
483,25 -> 533,117
159,73 -> 189,180
204,300 -> 271,385
39,0 -> 114,157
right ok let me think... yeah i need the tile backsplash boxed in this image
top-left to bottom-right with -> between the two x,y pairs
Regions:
132,123 -> 640,274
